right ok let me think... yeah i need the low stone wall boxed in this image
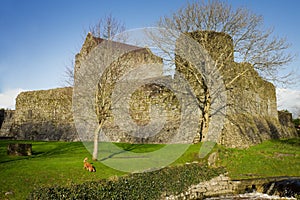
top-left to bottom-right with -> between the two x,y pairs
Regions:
7,143 -> 32,156
164,174 -> 236,199
163,174 -> 300,199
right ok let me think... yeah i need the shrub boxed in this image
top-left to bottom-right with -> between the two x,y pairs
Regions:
28,163 -> 225,199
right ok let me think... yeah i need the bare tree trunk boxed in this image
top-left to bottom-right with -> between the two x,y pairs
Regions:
92,121 -> 103,161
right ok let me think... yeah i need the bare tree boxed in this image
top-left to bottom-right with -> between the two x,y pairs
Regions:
157,0 -> 294,85
74,37 -> 162,161
63,60 -> 75,86
69,15 -> 128,161
146,18 -> 291,148
64,14 -> 126,87
88,13 -> 126,40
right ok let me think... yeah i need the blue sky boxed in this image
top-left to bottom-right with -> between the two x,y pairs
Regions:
0,0 -> 299,115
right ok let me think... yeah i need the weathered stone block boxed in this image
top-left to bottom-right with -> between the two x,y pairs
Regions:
7,143 -> 32,156
207,152 -> 218,167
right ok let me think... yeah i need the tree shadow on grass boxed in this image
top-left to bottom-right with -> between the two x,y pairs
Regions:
0,141 -> 86,164
275,138 -> 300,147
100,144 -> 149,161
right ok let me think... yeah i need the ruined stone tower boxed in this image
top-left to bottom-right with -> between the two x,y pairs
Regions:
175,31 -> 297,147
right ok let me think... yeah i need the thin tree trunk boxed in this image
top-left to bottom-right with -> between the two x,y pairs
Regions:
92,121 -> 102,161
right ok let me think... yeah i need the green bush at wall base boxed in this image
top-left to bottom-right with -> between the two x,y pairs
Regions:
28,163 -> 225,200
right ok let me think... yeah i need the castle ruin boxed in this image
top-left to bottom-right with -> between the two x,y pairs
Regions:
0,31 -> 297,147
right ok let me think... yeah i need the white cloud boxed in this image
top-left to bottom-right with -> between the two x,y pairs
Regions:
276,88 -> 300,118
0,88 -> 25,109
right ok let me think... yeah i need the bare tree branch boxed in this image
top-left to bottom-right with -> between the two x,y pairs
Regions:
89,13 -> 126,40
157,0 -> 294,85
64,14 -> 126,87
71,15 -> 128,160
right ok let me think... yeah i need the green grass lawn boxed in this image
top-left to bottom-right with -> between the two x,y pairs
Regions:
0,138 -> 299,199
218,138 -> 300,179
0,141 -> 125,199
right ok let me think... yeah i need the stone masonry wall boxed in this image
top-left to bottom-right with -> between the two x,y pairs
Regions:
101,82 -> 181,143
175,31 -> 297,148
2,31 -> 296,146
11,87 -> 78,141
0,109 -> 15,138
74,33 -> 181,143
278,110 -> 297,136
0,109 -> 4,128
162,172 -> 298,199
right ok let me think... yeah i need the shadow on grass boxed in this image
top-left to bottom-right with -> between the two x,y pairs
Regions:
100,144 -> 154,161
0,156 -> 32,164
0,141 -> 86,164
274,138 -> 300,147
32,142 -> 86,158
114,143 -> 163,152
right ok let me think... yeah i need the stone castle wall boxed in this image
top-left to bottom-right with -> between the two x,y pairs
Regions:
0,109 -> 4,128
175,31 -> 297,147
101,82 -> 182,143
218,61 -> 284,147
0,31 -> 297,147
0,109 -> 15,138
74,32 -> 182,142
10,87 -> 78,141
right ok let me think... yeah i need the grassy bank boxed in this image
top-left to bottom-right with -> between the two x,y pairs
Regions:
0,138 -> 299,199
218,138 -> 300,179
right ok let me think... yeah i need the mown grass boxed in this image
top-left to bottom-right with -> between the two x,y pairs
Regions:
0,141 -> 125,199
0,138 -> 299,199
218,138 -> 300,179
